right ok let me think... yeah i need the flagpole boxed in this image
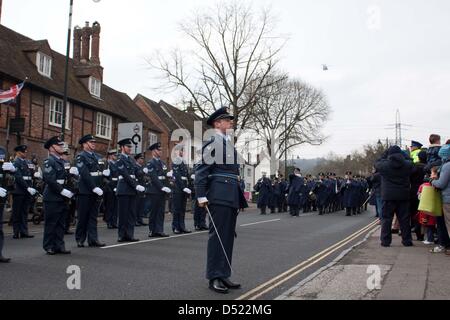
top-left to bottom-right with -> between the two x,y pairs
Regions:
61,0 -> 74,141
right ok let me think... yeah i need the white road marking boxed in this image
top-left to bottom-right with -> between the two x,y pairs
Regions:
240,219 -> 281,227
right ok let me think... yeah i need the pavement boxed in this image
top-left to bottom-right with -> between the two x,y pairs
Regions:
278,224 -> 450,300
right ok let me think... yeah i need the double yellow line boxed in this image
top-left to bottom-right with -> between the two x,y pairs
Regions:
236,219 -> 380,300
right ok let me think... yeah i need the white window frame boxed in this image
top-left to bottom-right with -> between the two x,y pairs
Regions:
49,97 -> 70,129
96,112 -> 112,140
89,77 -> 102,98
36,52 -> 52,78
149,132 -> 158,148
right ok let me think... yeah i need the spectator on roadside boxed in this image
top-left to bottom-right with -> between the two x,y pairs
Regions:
375,145 -> 414,247
410,150 -> 428,241
417,167 -> 438,245
425,134 -> 442,173
431,144 -> 450,255
410,141 -> 424,164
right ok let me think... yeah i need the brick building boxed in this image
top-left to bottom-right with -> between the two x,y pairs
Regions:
134,94 -> 205,167
0,22 -> 161,162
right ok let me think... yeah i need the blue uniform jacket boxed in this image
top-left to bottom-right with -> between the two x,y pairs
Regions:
76,151 -> 103,195
287,175 -> 305,206
254,177 -> 272,207
116,154 -> 138,196
195,134 -> 247,210
147,157 -> 168,195
43,155 -> 68,202
343,179 -> 360,208
12,158 -> 33,195
172,159 -> 189,194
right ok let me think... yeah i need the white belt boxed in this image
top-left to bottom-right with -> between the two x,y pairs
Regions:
181,177 -> 188,181
57,180 -> 65,185
90,172 -> 101,177
112,178 -> 118,181
23,177 -> 32,181
158,176 -> 166,180
118,175 -> 136,180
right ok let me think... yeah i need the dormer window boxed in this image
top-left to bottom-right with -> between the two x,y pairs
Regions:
36,52 -> 52,78
89,77 -> 102,98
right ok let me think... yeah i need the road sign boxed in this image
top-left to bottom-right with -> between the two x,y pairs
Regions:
118,122 -> 143,155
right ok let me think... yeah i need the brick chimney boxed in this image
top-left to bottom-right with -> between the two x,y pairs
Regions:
73,26 -> 82,64
81,21 -> 92,63
90,21 -> 101,65
73,21 -> 104,84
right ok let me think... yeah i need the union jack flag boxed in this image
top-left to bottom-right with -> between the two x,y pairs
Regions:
0,82 -> 24,104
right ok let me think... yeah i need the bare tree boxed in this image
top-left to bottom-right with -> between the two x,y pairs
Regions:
148,1 -> 287,131
247,74 -> 330,169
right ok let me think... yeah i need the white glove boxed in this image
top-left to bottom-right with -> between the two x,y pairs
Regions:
102,169 -> 111,177
60,189 -> 74,199
113,188 -> 117,193
27,188 -> 37,196
166,171 -> 173,178
2,162 -> 16,172
162,187 -> 171,194
198,197 -> 208,205
183,188 -> 192,195
191,174 -> 195,180
0,187 -> 7,198
69,167 -> 79,176
92,187 -> 103,196
136,185 -> 145,192
34,172 -> 42,179
143,168 -> 149,174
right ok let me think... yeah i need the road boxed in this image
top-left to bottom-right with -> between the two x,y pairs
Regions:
0,207 -> 378,300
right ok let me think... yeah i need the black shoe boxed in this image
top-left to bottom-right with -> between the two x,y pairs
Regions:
0,256 -> 11,263
157,233 -> 170,238
129,238 -> 140,242
391,229 -> 399,234
13,234 -> 20,239
209,279 -> 229,294
77,242 -> 85,248
89,242 -> 106,248
201,226 -> 209,231
46,249 -> 57,256
195,227 -> 202,231
173,229 -> 182,235
20,234 -> 35,239
56,249 -> 71,255
220,278 -> 241,289
182,230 -> 192,234
140,222 -> 148,226
402,242 -> 413,247
107,225 -> 115,230
65,231 -> 74,235
381,243 -> 390,247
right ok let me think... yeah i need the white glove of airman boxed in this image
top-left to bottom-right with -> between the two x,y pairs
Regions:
2,162 -> 16,172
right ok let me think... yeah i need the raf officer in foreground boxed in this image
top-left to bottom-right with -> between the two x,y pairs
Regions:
75,135 -> 107,248
42,136 -> 74,255
195,107 -> 248,294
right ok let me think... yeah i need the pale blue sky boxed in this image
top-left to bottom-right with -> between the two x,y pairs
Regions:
2,0 -> 450,158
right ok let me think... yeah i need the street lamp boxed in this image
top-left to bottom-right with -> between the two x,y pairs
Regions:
61,0 -> 100,140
